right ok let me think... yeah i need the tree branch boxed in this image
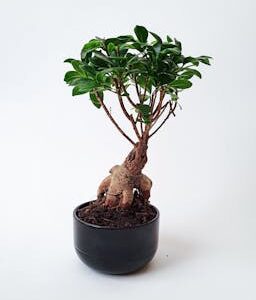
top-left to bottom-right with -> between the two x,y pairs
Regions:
120,83 -> 136,108
150,88 -> 158,115
152,89 -> 165,118
151,102 -> 168,126
149,102 -> 177,138
130,115 -> 141,140
140,120 -> 144,135
115,82 -> 131,121
135,114 -> 144,136
134,76 -> 141,102
141,77 -> 148,103
96,92 -> 135,145
114,80 -> 141,141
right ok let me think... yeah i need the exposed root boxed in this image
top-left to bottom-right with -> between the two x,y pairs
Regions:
97,140 -> 152,208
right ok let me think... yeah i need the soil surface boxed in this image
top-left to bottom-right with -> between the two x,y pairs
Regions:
77,192 -> 157,228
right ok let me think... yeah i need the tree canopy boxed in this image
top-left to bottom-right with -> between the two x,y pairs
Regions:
64,25 -> 211,144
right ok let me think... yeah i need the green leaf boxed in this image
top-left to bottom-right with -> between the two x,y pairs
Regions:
134,25 -> 148,43
184,56 -> 199,66
166,35 -> 173,43
171,93 -> 178,101
136,75 -> 152,93
197,55 -> 212,65
90,54 -> 110,68
94,52 -> 113,64
161,47 -> 181,55
71,60 -> 85,75
180,68 -> 202,79
122,42 -> 144,51
64,58 -> 75,63
174,39 -> 182,51
81,39 -> 102,60
107,42 -> 116,54
170,79 -> 192,89
64,71 -> 81,84
82,63 -> 96,76
72,79 -> 96,96
150,31 -> 162,43
96,72 -> 104,83
136,104 -> 151,124
72,86 -> 87,96
105,38 -> 120,46
117,35 -> 135,43
89,92 -> 102,108
158,73 -> 175,85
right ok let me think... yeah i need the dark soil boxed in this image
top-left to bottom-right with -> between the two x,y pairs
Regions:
77,192 -> 157,228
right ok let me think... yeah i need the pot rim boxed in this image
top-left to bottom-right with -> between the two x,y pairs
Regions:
73,200 -> 159,231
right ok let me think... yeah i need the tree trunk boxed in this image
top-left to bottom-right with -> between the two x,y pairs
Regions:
97,131 -> 152,208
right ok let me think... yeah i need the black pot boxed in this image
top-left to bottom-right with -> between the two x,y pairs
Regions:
73,201 -> 159,274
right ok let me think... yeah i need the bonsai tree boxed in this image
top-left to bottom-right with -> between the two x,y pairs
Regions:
64,25 -> 211,210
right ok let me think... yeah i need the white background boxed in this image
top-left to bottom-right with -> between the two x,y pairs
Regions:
0,0 -> 256,299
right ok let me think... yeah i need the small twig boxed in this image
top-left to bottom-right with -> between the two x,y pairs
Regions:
120,83 -> 136,108
115,85 -> 131,121
150,88 -> 158,114
114,79 -> 141,141
135,113 -> 144,136
142,77 -> 148,103
96,92 -> 135,145
130,115 -> 141,140
151,103 -> 168,126
152,89 -> 165,118
149,102 -> 177,138
140,120 -> 144,135
134,76 -> 141,102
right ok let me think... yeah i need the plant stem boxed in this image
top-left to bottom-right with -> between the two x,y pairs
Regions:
153,89 -> 165,117
149,102 -> 177,138
134,76 -> 141,102
96,92 -> 135,145
120,83 -> 136,107
114,79 -> 141,141
130,115 -> 141,140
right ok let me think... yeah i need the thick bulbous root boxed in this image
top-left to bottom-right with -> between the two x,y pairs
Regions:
97,139 -> 151,208
97,165 -> 152,208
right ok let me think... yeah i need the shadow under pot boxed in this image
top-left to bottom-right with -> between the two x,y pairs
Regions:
73,201 -> 159,275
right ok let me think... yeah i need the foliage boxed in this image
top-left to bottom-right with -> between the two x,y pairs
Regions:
64,25 -> 211,141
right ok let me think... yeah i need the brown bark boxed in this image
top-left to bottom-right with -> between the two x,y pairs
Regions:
97,132 -> 152,208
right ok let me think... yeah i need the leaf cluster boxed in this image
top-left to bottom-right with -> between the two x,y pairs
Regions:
64,25 -> 211,122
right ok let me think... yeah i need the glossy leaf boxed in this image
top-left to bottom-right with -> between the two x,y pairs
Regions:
94,52 -> 113,65
71,60 -> 85,75
150,31 -> 162,43
64,71 -> 81,84
81,39 -> 102,60
180,68 -> 202,79
197,55 -> 212,65
184,56 -> 200,66
117,35 -> 135,43
174,39 -> 182,51
72,79 -> 96,96
166,35 -> 173,42
107,42 -> 116,54
64,58 -> 75,63
134,25 -> 148,43
89,92 -> 102,108
170,79 -> 192,89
